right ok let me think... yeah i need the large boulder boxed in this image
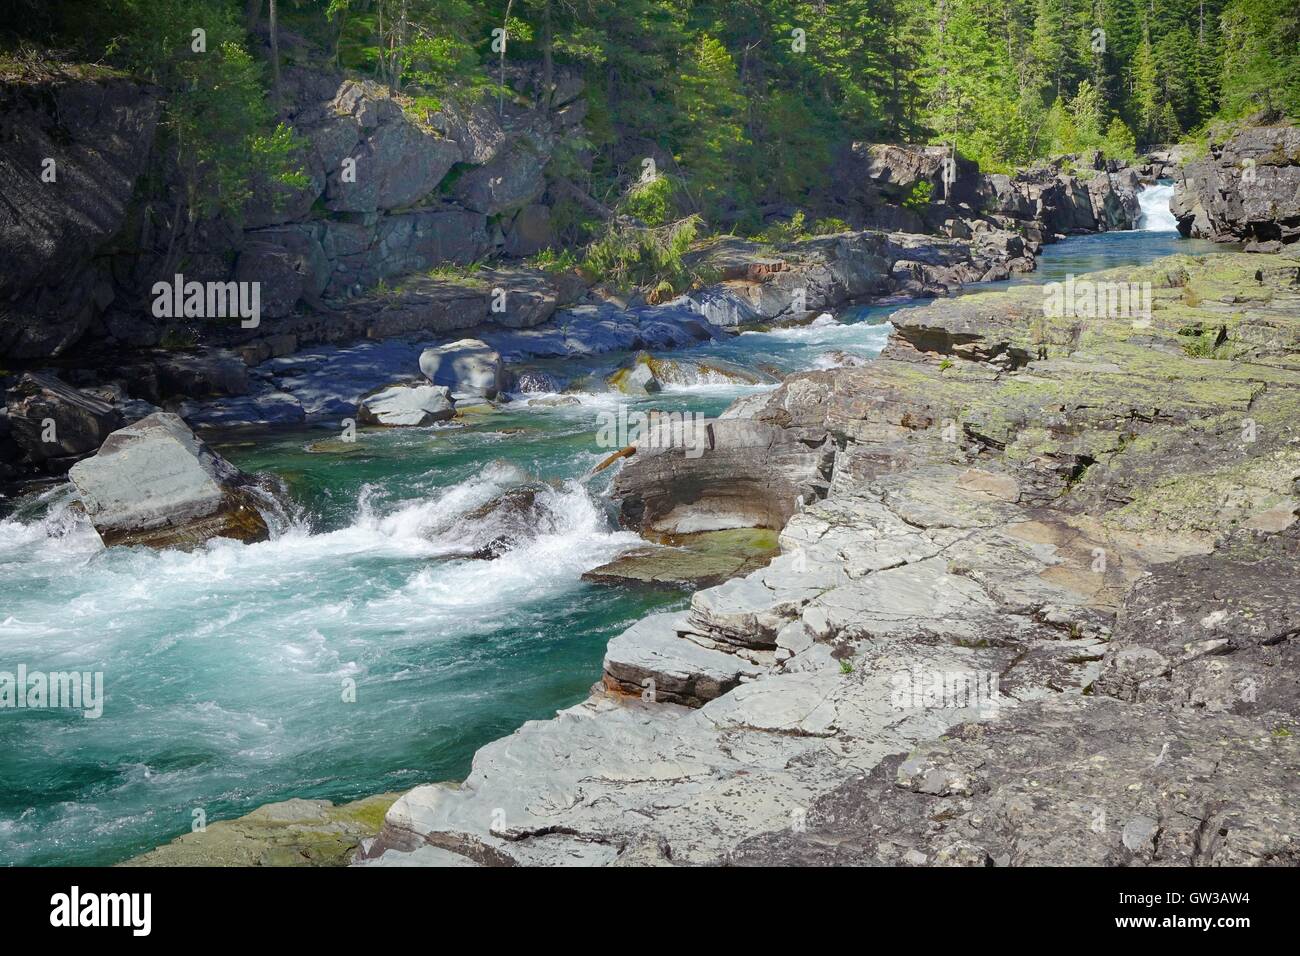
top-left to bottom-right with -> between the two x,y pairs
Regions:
356,382 -> 455,427
451,137 -> 548,215
432,99 -> 508,165
4,372 -> 123,471
322,80 -> 462,213
68,412 -> 273,549
418,339 -> 505,398
612,416 -> 835,535
978,174 -> 1035,220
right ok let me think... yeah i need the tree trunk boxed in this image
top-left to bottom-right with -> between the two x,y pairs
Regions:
499,0 -> 515,117
269,0 -> 282,115
541,0 -> 554,105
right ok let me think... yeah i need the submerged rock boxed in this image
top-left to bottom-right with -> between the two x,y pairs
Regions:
583,528 -> 780,588
512,370 -> 563,394
68,412 -> 274,549
435,481 -> 565,559
356,381 -> 455,427
122,793 -> 401,867
607,356 -> 662,395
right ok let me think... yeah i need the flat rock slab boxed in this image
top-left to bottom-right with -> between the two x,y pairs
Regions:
356,381 -> 455,427
603,611 -> 768,707
583,528 -> 779,588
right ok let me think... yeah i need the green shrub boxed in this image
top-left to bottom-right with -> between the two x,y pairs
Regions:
902,180 -> 932,211
527,248 -> 580,274
581,215 -> 711,296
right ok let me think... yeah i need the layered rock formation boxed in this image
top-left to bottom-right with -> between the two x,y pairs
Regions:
1172,124 -> 1300,249
362,250 -> 1299,866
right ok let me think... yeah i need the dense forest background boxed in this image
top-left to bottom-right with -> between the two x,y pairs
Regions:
3,0 -> 1298,235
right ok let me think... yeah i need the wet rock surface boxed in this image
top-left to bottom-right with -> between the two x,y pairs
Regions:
122,793 -> 400,867
67,412 -> 277,549
356,381 -> 455,427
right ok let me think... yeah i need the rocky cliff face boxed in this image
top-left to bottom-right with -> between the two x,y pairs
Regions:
833,141 -> 1142,242
361,249 -> 1299,867
1172,124 -> 1300,249
0,72 -> 160,359
0,56 -> 583,364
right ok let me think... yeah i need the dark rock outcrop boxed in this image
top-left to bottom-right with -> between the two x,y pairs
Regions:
1172,125 -> 1300,247
1096,529 -> 1300,722
0,73 -> 160,358
4,372 -> 123,472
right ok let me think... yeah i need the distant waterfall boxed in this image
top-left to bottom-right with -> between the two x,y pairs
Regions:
1137,183 -> 1178,231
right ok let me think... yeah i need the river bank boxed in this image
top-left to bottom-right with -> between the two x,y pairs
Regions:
361,244 -> 1299,867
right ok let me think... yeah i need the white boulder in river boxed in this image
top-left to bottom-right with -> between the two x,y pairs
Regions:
68,412 -> 272,549
418,338 -> 504,398
356,382 -> 455,427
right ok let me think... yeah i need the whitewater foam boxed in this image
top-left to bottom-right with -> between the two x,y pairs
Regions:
1138,183 -> 1178,231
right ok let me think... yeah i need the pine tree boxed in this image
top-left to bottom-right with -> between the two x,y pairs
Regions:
675,34 -> 750,216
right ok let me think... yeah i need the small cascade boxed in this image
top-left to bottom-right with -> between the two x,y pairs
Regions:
1137,183 -> 1178,231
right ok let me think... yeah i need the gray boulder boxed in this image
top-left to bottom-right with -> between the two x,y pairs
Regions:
432,99 -> 507,165
356,382 -> 455,427
451,137 -> 548,215
418,339 -> 505,398
613,416 -> 834,535
321,80 -> 462,213
68,412 -> 273,549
